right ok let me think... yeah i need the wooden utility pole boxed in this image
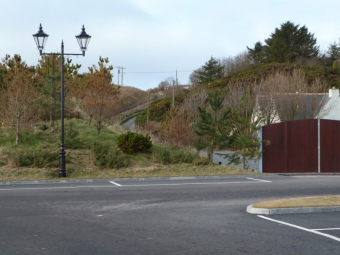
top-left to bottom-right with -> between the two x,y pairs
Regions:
147,91 -> 150,122
172,70 -> 178,108
121,67 -> 126,86
172,80 -> 175,108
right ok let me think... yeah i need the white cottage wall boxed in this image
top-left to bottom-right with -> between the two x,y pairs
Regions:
320,89 -> 340,120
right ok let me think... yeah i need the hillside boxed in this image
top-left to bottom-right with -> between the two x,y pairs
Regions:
117,85 -> 191,122
116,86 -> 149,112
131,63 -> 340,127
211,63 -> 340,89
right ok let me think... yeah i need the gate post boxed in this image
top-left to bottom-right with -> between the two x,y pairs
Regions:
318,117 -> 320,173
258,126 -> 263,173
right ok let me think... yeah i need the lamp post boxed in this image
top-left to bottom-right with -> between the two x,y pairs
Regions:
33,24 -> 91,177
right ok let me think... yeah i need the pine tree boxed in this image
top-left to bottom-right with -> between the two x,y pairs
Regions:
0,66 -> 4,89
194,57 -> 224,85
247,41 -> 266,64
82,57 -> 120,135
195,89 -> 231,162
36,55 -> 82,127
326,41 -> 340,66
263,21 -> 319,63
227,90 -> 261,169
39,56 -> 61,127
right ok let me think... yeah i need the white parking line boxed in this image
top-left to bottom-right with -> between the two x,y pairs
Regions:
259,215 -> 340,242
110,181 -> 122,186
0,185 -> 114,191
312,228 -> 340,231
246,177 -> 271,183
120,179 -> 269,187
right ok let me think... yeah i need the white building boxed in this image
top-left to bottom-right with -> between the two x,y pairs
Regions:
320,88 -> 340,120
253,88 -> 340,125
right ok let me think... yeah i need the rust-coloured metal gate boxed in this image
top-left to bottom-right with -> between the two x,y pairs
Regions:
261,119 -> 340,173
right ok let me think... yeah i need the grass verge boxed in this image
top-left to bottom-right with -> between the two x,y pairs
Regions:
0,164 -> 258,182
253,195 -> 340,208
0,118 -> 260,182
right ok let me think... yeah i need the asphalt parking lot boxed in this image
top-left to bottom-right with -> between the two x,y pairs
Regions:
0,175 -> 339,254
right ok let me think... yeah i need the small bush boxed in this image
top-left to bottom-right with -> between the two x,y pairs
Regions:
117,132 -> 152,154
65,121 -> 86,149
192,157 -> 209,166
152,149 -> 171,164
6,149 -> 59,168
152,147 -> 199,165
92,142 -> 131,169
20,132 -> 43,146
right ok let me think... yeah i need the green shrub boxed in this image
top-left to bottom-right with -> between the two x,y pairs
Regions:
192,157 -> 209,166
0,128 -> 9,145
6,149 -> 59,168
92,142 -> 131,169
149,99 -> 171,122
152,149 -> 171,164
20,132 -> 43,146
65,121 -> 86,149
117,132 -> 152,154
135,112 -> 147,126
152,147 -> 199,165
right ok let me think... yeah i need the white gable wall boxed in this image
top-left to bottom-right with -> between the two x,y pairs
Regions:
320,89 -> 340,120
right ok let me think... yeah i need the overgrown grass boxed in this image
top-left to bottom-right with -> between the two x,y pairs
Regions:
5,149 -> 59,168
253,195 -> 340,208
0,164 -> 257,181
151,146 -> 204,165
0,118 -> 257,181
92,142 -> 131,169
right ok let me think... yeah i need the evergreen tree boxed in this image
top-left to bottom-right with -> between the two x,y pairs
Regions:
194,57 -> 224,85
0,67 -> 4,89
226,90 -> 261,169
35,55 -> 82,127
263,21 -> 319,63
82,57 -> 120,135
247,41 -> 266,64
326,41 -> 340,66
195,89 -> 231,162
39,56 -> 61,127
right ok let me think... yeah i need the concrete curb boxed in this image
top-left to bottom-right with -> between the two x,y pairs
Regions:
0,174 -> 273,186
247,204 -> 340,215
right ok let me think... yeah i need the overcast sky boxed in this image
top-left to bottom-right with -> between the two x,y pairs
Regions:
2,0 -> 340,90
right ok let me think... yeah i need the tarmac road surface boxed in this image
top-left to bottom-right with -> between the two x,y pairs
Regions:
1,175 -> 340,255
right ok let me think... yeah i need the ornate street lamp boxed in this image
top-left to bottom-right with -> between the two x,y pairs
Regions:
33,24 -> 91,177
76,25 -> 91,56
33,24 -> 49,55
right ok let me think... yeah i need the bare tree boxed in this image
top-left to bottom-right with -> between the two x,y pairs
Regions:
220,51 -> 252,76
257,70 -> 327,123
188,68 -> 202,86
158,76 -> 176,91
255,74 -> 282,125
159,108 -> 196,148
180,88 -> 209,121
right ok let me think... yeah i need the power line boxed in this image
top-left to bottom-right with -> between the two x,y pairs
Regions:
125,70 -> 193,74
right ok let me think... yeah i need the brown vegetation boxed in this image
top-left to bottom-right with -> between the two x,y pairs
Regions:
0,65 -> 41,144
81,58 -> 120,134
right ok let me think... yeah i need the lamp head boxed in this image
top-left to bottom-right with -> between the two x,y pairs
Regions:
33,24 -> 49,54
76,25 -> 91,56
